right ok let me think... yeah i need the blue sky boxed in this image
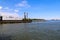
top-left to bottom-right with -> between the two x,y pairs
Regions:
0,0 -> 60,20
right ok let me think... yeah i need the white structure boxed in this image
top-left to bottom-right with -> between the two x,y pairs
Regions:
0,12 -> 22,20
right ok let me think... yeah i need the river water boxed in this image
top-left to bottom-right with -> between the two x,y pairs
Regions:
0,21 -> 60,40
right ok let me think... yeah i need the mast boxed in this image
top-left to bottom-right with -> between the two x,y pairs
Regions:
24,12 -> 27,19
27,12 -> 28,19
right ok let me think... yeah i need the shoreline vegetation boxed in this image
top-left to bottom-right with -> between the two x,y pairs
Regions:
31,19 -> 46,22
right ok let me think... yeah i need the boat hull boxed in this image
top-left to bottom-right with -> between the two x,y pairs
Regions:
0,20 -> 32,24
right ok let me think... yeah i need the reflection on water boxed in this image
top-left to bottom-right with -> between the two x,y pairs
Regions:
0,21 -> 60,40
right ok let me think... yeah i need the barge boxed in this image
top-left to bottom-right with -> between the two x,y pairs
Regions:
0,20 -> 32,23
0,12 -> 32,23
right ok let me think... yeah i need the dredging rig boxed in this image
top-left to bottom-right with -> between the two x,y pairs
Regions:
0,12 -> 32,23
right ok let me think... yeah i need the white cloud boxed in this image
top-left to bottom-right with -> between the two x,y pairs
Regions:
4,7 -> 13,11
0,6 -> 19,14
16,0 -> 31,8
0,12 -> 22,20
14,9 -> 19,12
0,6 -> 2,10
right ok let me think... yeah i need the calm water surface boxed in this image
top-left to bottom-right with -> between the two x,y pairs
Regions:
0,21 -> 60,40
